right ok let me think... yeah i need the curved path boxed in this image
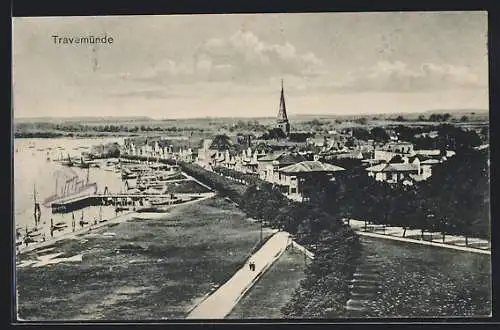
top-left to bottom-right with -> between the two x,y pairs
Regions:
345,219 -> 490,255
186,231 -> 291,319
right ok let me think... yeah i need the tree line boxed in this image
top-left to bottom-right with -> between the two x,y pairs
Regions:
15,122 -> 206,133
350,124 -> 484,151
212,166 -> 261,186
309,148 -> 489,241
393,124 -> 484,150
239,183 -> 361,318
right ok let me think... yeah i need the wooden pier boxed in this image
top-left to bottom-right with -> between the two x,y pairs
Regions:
50,192 -> 208,213
51,193 -> 179,212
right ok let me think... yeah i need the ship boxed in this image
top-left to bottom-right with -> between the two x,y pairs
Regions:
60,154 -> 74,167
33,184 -> 41,227
51,218 -> 68,231
121,167 -> 138,180
42,167 -> 98,208
74,157 -> 90,169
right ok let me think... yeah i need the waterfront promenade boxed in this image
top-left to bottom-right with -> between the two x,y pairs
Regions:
17,192 -> 216,255
345,219 -> 490,255
186,231 -> 291,319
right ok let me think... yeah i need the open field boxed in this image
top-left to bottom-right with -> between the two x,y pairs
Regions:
226,247 -> 307,319
16,197 -> 274,321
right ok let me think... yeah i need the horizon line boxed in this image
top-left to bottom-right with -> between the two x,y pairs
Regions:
14,108 -> 489,121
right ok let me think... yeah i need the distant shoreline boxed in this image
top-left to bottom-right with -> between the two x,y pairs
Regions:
15,132 -> 138,139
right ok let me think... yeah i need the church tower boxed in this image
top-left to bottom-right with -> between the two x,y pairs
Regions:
276,79 -> 291,136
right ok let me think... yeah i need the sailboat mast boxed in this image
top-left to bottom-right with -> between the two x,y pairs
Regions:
33,183 -> 37,204
33,183 -> 37,227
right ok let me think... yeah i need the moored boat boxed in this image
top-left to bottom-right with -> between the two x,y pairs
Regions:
43,167 -> 98,208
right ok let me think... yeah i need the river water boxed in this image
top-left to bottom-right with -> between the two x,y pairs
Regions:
14,138 -> 125,230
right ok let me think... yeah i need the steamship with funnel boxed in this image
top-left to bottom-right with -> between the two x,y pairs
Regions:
42,167 -> 98,208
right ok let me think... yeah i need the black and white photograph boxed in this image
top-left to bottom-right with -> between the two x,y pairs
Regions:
12,11 -> 491,320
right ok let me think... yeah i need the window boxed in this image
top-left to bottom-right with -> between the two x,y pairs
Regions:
290,188 -> 297,194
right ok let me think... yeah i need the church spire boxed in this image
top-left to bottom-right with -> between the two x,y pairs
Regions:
277,79 -> 288,122
276,79 -> 290,136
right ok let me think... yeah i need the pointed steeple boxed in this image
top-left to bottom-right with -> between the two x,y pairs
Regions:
277,79 -> 288,122
276,79 -> 290,136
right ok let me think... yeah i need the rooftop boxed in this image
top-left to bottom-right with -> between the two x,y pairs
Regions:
279,161 -> 345,174
258,151 -> 307,164
366,163 -> 419,172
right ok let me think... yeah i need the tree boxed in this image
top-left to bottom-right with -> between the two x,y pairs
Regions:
352,128 -> 371,141
210,134 -> 232,151
261,128 -> 287,140
354,117 -> 367,125
370,127 -> 389,143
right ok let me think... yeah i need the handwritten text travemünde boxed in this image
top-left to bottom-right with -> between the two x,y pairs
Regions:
52,35 -> 114,45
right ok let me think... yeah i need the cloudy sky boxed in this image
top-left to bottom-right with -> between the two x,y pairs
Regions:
13,12 -> 488,119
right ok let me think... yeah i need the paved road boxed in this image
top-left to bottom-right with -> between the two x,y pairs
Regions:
186,231 -> 291,319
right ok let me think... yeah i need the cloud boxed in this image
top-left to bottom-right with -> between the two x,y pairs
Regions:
339,61 -> 486,93
132,30 -> 324,86
197,31 -> 324,82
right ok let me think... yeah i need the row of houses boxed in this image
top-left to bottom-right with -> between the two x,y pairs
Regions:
122,137 -> 455,201
124,139 -> 198,163
199,138 -> 456,191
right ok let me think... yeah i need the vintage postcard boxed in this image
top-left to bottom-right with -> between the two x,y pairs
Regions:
12,12 -> 490,321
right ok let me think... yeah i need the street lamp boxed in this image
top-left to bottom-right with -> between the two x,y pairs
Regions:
260,218 -> 263,242
425,213 -> 435,241
255,185 -> 263,242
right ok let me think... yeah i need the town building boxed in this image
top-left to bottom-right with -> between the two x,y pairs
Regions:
274,161 -> 345,202
374,141 -> 415,162
257,152 -> 307,183
365,155 -> 434,185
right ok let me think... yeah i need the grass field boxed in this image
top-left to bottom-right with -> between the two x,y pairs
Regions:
16,197 -> 274,321
226,247 -> 307,319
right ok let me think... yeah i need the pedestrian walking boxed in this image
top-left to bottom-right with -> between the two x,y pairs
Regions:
248,261 -> 253,271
